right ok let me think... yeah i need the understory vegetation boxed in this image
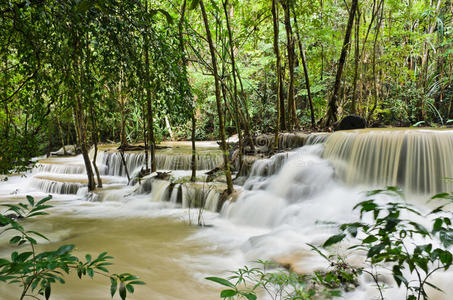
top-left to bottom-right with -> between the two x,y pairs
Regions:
207,187 -> 453,300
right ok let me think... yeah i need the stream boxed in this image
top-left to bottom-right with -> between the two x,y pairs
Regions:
1,129 -> 453,299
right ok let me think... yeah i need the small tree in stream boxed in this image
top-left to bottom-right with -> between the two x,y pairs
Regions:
0,195 -> 144,300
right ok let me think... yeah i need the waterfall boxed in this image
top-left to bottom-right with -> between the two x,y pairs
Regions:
136,177 -> 221,212
32,163 -> 87,175
101,151 -> 222,177
224,144 -> 335,227
181,183 -> 220,211
323,128 -> 453,194
31,178 -> 83,194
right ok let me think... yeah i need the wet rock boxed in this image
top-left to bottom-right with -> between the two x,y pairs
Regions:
51,145 -> 79,156
335,115 -> 367,131
206,167 -> 222,182
155,171 -> 171,180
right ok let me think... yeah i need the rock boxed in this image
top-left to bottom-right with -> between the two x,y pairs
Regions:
155,171 -> 171,180
336,115 -> 367,131
51,145 -> 79,156
206,167 -> 222,182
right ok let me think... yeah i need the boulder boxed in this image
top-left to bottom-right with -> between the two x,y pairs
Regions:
336,115 -> 366,131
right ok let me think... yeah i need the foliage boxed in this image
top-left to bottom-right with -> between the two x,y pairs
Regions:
323,187 -> 453,300
1,0 -> 452,172
206,259 -> 358,300
0,195 -> 144,300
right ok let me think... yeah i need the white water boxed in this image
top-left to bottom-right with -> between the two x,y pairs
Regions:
1,136 -> 453,299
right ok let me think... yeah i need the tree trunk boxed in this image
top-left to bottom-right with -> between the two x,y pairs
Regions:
223,0 -> 246,169
118,74 -> 128,148
367,0 -> 384,122
199,0 -> 233,194
351,6 -> 360,115
281,0 -> 297,129
90,106 -> 102,188
178,0 -> 197,182
324,0 -> 358,127
271,0 -> 282,150
144,0 -> 156,173
72,35 -> 95,192
74,90 -> 95,191
291,4 -> 315,127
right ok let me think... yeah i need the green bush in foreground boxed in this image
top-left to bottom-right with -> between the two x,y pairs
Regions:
208,187 -> 453,300
0,195 -> 145,300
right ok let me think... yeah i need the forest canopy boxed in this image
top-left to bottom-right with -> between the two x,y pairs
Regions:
1,0 -> 452,175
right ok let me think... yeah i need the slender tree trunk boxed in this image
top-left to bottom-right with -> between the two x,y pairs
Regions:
178,0 -> 197,181
223,0 -> 247,170
120,150 -> 131,183
351,5 -> 360,115
143,102 -> 149,172
118,74 -> 128,148
271,0 -> 281,150
367,0 -> 384,122
90,106 -> 102,188
221,80 -> 244,176
144,0 -> 156,173
199,0 -> 233,194
72,34 -> 95,191
320,0 -> 324,81
56,115 -> 67,155
291,5 -> 315,127
324,0 -> 358,127
74,88 -> 95,191
281,0 -> 297,129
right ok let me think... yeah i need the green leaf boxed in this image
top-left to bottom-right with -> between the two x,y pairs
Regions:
36,196 -> 52,206
242,292 -> 257,300
27,230 -> 49,241
87,268 -> 94,278
205,277 -> 236,288
9,236 -> 21,245
129,281 -> 145,285
56,245 -> 75,255
126,284 -> 134,294
425,281 -> 444,292
433,218 -> 443,233
45,285 -> 51,300
110,277 -> 117,297
119,282 -> 126,300
430,193 -> 451,201
26,195 -> 35,206
322,234 -> 346,248
220,289 -> 237,297
368,243 -> 385,258
439,230 -> 453,247
439,250 -> 452,268
0,259 -> 10,266
362,235 -> 378,244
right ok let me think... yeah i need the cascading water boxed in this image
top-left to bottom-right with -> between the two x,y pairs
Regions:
323,128 -> 453,194
220,129 -> 453,299
100,150 -> 222,177
2,132 -> 453,299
